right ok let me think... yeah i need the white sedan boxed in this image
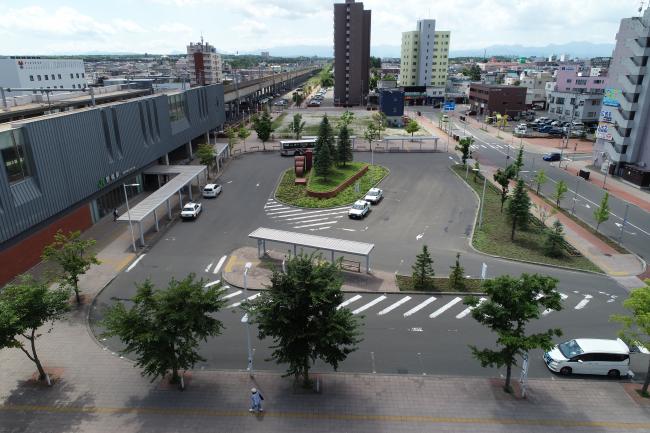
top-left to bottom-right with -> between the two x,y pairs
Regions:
364,187 -> 383,204
180,202 -> 202,220
348,200 -> 370,219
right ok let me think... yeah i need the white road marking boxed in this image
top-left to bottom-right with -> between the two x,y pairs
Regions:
416,233 -> 424,240
126,254 -> 146,272
341,228 -> 356,232
542,292 -> 569,315
267,198 -> 274,202
316,226 -> 331,230
404,297 -> 437,317
273,207 -> 349,218
337,294 -> 362,310
377,296 -> 412,315
456,297 -> 486,319
352,296 -> 387,315
241,313 -> 248,323
283,210 -> 349,221
256,183 -> 259,187
290,216 -> 343,225
227,293 -> 260,308
429,297 -> 463,318
293,220 -> 339,229
227,180 -> 232,184
222,290 -> 242,299
266,209 -> 305,216
204,261 -> 213,273
204,280 -> 221,288
264,204 -> 285,209
607,299 -> 615,303
213,255 -> 227,275
574,294 -> 593,310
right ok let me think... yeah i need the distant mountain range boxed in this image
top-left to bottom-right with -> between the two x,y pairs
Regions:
245,41 -> 615,59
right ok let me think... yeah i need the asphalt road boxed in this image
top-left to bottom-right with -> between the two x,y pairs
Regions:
90,151 -> 632,379
428,109 -> 650,264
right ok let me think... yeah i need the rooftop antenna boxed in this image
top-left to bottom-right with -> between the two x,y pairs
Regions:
640,1 -> 645,14
200,32 -> 204,44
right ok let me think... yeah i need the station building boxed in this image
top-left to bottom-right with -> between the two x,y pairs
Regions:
0,84 -> 226,285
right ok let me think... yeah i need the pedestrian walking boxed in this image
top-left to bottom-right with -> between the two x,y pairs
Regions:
113,208 -> 119,221
249,387 -> 264,413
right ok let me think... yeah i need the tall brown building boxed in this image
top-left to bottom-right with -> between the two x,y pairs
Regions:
333,0 -> 371,106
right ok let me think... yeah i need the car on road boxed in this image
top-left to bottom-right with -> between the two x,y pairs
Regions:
202,183 -> 222,198
348,200 -> 370,219
180,202 -> 202,220
542,152 -> 562,161
307,100 -> 321,107
543,338 -> 631,377
364,187 -> 383,204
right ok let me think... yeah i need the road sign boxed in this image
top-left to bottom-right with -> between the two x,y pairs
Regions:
443,102 -> 456,111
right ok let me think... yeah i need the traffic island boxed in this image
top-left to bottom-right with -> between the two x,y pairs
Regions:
222,247 -> 398,292
275,163 -> 388,208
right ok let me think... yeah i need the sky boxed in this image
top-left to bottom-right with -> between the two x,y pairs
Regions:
0,0 -> 643,55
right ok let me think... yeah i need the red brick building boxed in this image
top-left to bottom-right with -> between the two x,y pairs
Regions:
469,84 -> 527,117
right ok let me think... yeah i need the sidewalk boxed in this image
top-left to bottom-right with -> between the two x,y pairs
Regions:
2,158 -> 650,432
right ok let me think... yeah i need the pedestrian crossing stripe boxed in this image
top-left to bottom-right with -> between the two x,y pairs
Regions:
264,200 -> 349,231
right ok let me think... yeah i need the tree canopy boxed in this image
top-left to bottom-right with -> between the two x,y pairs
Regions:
246,253 -> 362,387
507,179 -> 531,240
252,111 -> 274,150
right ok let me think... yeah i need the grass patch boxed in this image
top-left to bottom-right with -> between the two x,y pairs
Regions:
396,275 -> 484,292
452,165 -> 601,273
275,164 -> 389,208
271,112 -> 288,130
307,162 -> 367,193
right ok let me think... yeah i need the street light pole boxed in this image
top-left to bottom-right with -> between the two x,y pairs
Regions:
243,262 -> 254,374
122,183 -> 140,252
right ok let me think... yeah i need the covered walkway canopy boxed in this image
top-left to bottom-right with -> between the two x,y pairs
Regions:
117,164 -> 207,245
248,227 -> 375,273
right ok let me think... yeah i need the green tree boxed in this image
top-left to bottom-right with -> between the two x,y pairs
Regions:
448,253 -> 466,292
237,125 -> 251,151
372,112 -> 387,139
288,113 -> 306,140
465,274 -> 563,393
226,127 -> 238,153
369,56 -> 382,69
411,245 -> 435,290
363,123 -> 380,158
252,110 -> 274,151
196,143 -> 216,176
405,119 -> 420,140
102,275 -> 226,385
544,220 -> 565,258
493,166 -> 515,213
455,137 -> 474,166
0,276 -> 69,382
42,230 -> 100,305
314,135 -> 333,179
593,192 -> 610,232
553,180 -> 568,208
507,179 -> 531,240
292,92 -> 305,107
512,146 -> 524,178
246,253 -> 362,388
369,73 -> 379,91
337,124 -> 353,167
462,64 -> 482,81
337,110 -> 355,129
315,115 -> 336,167
533,169 -> 547,195
611,280 -> 650,395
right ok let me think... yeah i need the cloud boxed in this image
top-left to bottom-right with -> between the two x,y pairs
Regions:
157,22 -> 194,33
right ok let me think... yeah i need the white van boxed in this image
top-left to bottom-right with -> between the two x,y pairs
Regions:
202,183 -> 222,198
543,338 -> 631,378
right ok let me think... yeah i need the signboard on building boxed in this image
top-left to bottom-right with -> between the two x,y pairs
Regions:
599,109 -> 613,123
596,123 -> 613,141
602,88 -> 621,107
443,102 -> 456,111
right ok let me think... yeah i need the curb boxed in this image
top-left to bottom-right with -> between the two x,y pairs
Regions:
448,165 -> 607,276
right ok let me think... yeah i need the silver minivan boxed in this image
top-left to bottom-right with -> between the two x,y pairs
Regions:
544,338 -> 631,378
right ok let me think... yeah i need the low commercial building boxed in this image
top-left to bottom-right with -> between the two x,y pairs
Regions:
0,84 -> 226,285
468,83 -> 527,117
547,91 -> 602,125
0,57 -> 87,95
520,71 -> 553,108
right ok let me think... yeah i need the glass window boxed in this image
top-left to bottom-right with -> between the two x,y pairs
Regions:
44,75 -> 49,80
76,73 -> 80,78
37,75 -> 41,81
29,75 -> 34,81
168,93 -> 187,122
51,74 -> 55,80
0,129 -> 31,184
58,74 -> 62,79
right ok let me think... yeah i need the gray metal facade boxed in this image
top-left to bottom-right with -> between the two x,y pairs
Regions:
0,84 -> 225,246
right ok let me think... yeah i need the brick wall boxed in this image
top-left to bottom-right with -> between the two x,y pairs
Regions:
0,204 -> 93,286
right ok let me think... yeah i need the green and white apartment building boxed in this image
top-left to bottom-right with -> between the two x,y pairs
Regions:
399,19 -> 450,104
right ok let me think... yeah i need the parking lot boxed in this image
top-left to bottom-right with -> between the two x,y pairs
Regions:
90,151 -> 631,378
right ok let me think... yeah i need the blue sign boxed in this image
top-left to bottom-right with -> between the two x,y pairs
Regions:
443,102 -> 456,111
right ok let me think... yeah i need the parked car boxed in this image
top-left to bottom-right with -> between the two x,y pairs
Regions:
542,152 -> 562,161
537,125 -> 552,133
550,120 -> 562,127
548,128 -> 565,136
543,338 -> 631,377
307,100 -> 321,107
466,109 -> 477,115
348,200 -> 370,219
180,202 -> 202,219
202,183 -> 222,198
364,187 -> 383,204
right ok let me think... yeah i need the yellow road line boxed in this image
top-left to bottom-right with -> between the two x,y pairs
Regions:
1,404 -> 649,429
114,254 -> 136,272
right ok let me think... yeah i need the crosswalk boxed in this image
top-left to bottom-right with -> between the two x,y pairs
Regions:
214,287 -> 605,321
264,198 -> 349,231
